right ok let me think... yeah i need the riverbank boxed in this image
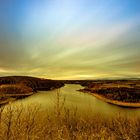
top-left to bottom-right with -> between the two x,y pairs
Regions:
0,76 -> 64,106
0,92 -> 34,106
79,80 -> 140,108
92,93 -> 140,108
80,89 -> 140,108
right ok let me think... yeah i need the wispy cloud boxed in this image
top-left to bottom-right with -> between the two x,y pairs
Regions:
0,0 -> 140,79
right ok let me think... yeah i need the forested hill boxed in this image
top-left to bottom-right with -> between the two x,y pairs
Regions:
0,76 -> 64,91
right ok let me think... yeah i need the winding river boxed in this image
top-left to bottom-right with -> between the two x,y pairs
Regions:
12,84 -> 140,117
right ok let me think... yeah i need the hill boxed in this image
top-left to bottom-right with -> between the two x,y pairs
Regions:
0,76 -> 64,91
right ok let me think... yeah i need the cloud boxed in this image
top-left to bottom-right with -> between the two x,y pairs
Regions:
0,0 -> 140,79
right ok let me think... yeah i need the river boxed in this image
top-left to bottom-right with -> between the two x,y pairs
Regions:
11,84 -> 140,117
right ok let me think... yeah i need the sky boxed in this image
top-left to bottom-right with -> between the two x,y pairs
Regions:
0,0 -> 140,80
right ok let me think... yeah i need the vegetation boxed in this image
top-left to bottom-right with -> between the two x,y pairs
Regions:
80,80 -> 140,103
0,84 -> 33,106
0,101 -> 140,140
0,84 -> 33,95
91,87 -> 140,103
0,76 -> 64,91
0,76 -> 64,106
0,78 -> 140,139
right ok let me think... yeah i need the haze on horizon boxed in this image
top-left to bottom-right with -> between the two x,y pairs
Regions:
0,0 -> 140,80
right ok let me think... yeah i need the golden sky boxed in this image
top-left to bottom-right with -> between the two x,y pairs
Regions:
0,0 -> 140,79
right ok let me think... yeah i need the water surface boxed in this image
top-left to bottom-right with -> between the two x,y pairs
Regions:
13,84 -> 140,117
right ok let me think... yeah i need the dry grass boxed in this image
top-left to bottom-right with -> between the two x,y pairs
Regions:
0,84 -> 33,105
0,91 -> 140,140
0,84 -> 33,95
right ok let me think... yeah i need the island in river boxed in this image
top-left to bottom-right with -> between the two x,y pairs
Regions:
0,76 -> 64,105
